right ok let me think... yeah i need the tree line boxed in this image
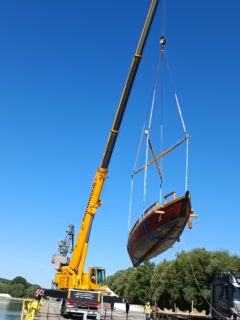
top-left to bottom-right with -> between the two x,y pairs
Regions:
107,248 -> 240,312
0,276 -> 40,298
1,248 -> 240,307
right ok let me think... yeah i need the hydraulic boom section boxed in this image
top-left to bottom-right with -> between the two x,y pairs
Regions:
54,0 -> 160,291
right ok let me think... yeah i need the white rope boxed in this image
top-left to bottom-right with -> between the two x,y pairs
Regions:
148,89 -> 156,131
164,53 -> 190,192
158,54 -> 164,204
134,123 -> 146,172
174,93 -> 187,135
128,123 -> 146,230
128,177 -> 134,230
159,122 -> 163,204
143,131 -> 150,205
185,135 -> 189,191
174,93 -> 189,191
143,89 -> 156,207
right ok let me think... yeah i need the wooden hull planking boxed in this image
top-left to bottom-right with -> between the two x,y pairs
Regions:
127,191 -> 192,267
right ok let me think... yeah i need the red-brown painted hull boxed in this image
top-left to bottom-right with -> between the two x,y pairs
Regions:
127,192 -> 192,267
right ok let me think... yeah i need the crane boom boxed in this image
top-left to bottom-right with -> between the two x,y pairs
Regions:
54,0 -> 159,290
100,0 -> 159,170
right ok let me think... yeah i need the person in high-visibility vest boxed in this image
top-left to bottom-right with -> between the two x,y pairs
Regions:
144,302 -> 151,320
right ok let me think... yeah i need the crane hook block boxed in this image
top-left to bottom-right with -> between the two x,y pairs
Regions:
160,36 -> 166,47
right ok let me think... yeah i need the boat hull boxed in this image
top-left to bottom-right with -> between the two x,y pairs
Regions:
127,191 -> 192,267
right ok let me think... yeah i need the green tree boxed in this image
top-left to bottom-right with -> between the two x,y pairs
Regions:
107,248 -> 240,310
11,276 -> 28,288
151,259 -> 173,308
25,285 -> 41,298
107,262 -> 155,304
107,268 -> 135,297
0,282 -> 9,294
125,261 -> 155,304
9,283 -> 26,298
151,248 -> 240,311
0,276 -> 42,298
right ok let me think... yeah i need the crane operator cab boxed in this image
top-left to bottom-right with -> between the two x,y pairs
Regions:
89,267 -> 106,290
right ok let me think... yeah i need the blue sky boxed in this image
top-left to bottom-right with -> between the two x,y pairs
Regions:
0,1 -> 240,288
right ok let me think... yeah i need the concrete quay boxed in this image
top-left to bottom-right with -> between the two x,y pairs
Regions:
34,300 -> 146,320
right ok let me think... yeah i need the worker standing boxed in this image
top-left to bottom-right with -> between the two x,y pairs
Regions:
152,302 -> 159,320
144,302 -> 151,320
110,301 -> 114,319
123,297 -> 130,317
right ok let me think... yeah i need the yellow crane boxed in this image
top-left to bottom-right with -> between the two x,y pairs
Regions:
53,0 -> 159,295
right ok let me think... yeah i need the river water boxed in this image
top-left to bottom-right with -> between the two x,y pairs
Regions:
0,298 -> 23,320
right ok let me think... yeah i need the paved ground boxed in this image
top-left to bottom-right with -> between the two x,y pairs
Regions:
35,300 -> 146,320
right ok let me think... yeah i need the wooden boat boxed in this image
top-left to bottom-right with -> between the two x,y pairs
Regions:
127,191 -> 193,267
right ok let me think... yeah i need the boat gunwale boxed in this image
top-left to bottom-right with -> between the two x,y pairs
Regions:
128,194 -> 187,238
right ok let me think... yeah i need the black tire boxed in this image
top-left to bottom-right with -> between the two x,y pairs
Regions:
62,307 -> 70,319
60,300 -> 69,318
